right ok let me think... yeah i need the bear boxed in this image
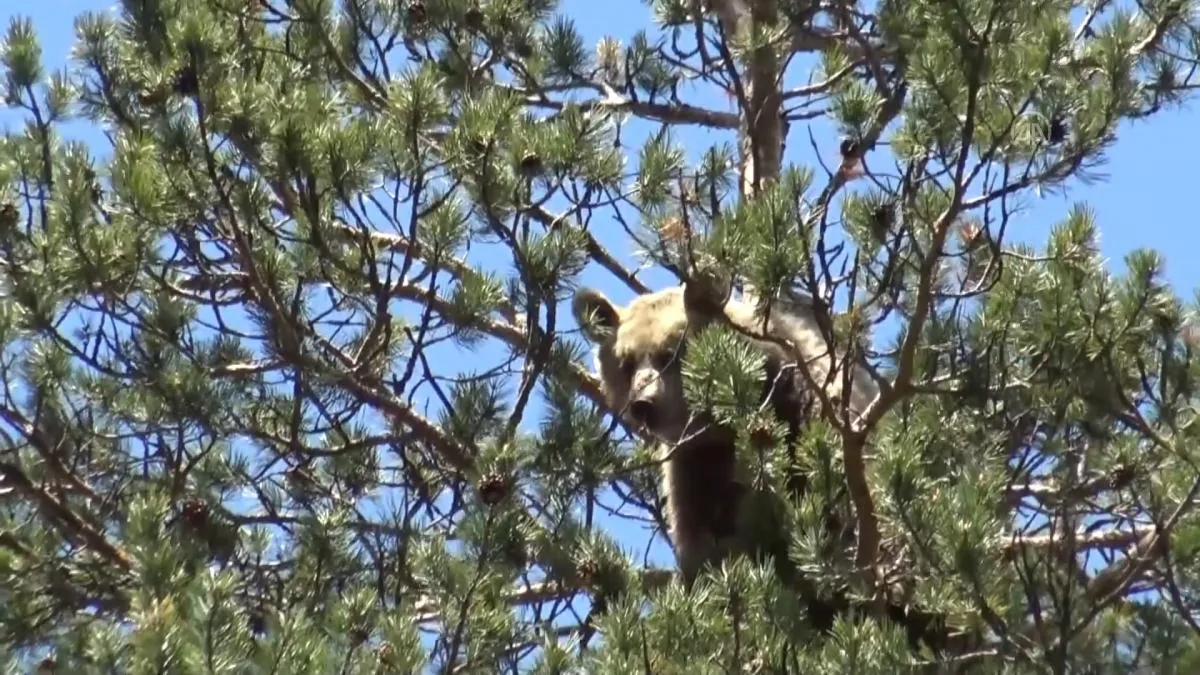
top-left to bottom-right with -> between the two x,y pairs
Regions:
571,280 -> 879,586
571,280 -> 965,652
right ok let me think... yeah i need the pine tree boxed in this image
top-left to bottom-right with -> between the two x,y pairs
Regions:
3,0 -> 1200,671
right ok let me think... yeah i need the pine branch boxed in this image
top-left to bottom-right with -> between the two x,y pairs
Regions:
1004,473 -> 1132,507
205,276 -> 620,472
708,0 -> 787,195
1083,473 -> 1200,612
0,405 -> 100,503
410,569 -> 676,624
525,206 -> 651,296
325,220 -> 525,322
514,82 -> 740,130
1009,525 -> 1153,555
0,461 -> 132,571
378,281 -> 611,410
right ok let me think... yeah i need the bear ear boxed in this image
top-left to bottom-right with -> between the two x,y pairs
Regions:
683,267 -> 732,313
572,287 -> 620,343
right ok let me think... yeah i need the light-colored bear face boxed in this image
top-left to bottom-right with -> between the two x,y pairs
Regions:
573,282 -> 882,440
572,286 -> 718,444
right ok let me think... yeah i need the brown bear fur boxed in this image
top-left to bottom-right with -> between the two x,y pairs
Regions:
572,282 -> 972,653
571,282 -> 878,585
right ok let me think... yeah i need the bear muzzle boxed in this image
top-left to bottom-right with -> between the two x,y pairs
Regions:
628,398 -> 657,428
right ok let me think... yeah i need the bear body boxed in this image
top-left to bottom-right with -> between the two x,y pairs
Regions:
571,282 -> 879,585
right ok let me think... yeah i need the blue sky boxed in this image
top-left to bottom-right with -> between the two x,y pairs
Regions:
4,0 -> 1198,645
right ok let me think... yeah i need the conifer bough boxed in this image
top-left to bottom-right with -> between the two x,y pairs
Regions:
1,0 -> 1199,672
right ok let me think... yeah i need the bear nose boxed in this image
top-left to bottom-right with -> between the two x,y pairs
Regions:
629,399 -> 656,428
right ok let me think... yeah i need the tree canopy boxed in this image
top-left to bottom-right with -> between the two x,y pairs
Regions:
3,0 -> 1200,672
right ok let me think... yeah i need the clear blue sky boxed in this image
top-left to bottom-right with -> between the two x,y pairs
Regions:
4,0 -> 1197,618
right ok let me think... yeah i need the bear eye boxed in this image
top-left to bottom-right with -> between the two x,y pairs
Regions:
651,350 -> 675,371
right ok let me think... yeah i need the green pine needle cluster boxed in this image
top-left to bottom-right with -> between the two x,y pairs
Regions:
2,0 -> 1200,672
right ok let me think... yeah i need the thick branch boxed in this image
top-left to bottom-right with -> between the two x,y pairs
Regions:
1085,494 -> 1197,605
1007,525 -> 1148,556
0,461 -> 132,570
710,0 -> 786,196
520,86 -> 740,129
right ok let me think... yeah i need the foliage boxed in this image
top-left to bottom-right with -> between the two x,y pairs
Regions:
2,0 -> 1200,671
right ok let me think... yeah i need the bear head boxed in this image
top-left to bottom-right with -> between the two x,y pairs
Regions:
571,283 -> 739,445
572,281 -> 880,443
